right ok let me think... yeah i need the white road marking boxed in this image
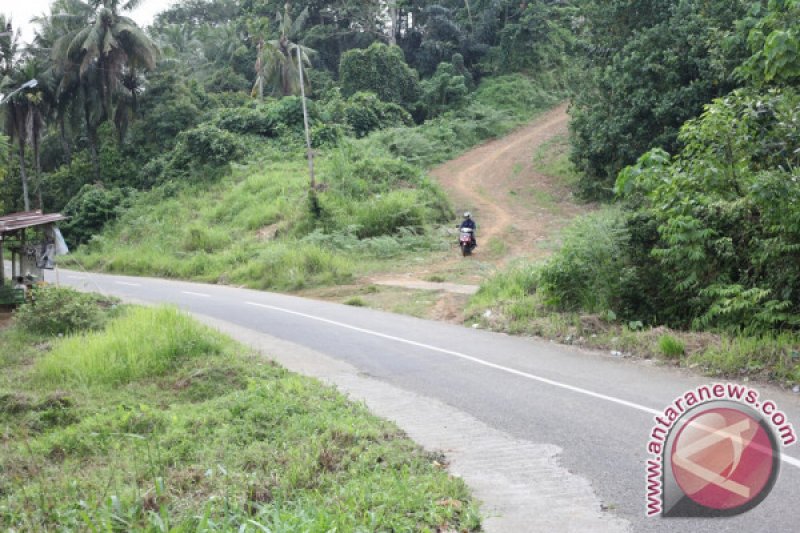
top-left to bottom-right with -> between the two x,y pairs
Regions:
245,300 -> 800,470
182,291 -> 210,298
115,281 -> 141,287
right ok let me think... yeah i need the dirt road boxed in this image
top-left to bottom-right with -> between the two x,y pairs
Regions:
383,103 -> 589,282
309,104 -> 592,321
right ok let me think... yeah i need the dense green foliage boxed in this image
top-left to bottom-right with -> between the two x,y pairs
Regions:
339,43 -> 421,110
569,0 -> 752,197
474,1 -> 800,334
615,87 -> 800,332
0,305 -> 480,530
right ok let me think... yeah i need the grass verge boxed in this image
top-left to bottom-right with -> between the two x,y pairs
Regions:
0,303 -> 480,531
467,265 -> 800,388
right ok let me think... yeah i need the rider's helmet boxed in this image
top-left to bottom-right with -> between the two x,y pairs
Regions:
463,212 -> 471,219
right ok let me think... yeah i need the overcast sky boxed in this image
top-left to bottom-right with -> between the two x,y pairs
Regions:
4,0 -> 180,44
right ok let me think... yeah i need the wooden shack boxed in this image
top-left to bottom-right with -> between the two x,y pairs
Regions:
0,210 -> 68,290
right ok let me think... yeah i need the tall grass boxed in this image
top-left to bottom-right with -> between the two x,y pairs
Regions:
37,307 -> 231,386
2,307 -> 481,531
366,75 -> 561,168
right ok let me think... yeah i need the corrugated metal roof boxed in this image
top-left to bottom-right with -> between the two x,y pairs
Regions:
0,210 -> 67,233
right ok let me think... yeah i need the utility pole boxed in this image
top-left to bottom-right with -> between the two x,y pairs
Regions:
296,44 -> 315,190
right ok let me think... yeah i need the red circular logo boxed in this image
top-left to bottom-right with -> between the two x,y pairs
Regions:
670,407 -> 776,511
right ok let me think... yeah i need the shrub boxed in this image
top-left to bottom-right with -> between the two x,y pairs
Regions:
15,286 -> 111,336
344,92 -> 414,138
340,43 -> 421,108
538,209 -> 629,313
421,62 -> 469,118
175,123 -> 244,166
61,185 -> 137,245
215,106 -> 277,136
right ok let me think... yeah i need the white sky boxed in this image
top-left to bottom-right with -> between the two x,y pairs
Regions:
3,0 -> 180,44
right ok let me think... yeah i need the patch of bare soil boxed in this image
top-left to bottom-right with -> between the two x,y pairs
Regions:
0,311 -> 14,331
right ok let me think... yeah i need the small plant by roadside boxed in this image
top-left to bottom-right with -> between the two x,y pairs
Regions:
14,286 -> 117,336
658,334 -> 685,359
344,296 -> 367,307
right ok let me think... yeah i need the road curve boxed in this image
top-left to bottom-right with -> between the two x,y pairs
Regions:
24,267 -> 800,532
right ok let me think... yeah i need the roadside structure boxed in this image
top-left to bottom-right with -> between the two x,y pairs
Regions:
0,210 -> 68,290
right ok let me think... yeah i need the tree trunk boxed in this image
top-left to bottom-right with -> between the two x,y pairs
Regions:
34,137 -> 43,211
17,140 -> 30,211
59,114 -> 72,166
389,6 -> 398,45
87,124 -> 100,180
83,87 -> 101,180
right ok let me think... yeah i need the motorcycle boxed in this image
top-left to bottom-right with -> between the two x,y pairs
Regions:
459,227 -> 476,256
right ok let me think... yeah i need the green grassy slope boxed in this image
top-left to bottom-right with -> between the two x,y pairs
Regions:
66,75 -> 561,290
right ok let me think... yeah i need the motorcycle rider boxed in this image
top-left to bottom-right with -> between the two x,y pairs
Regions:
459,212 -> 477,247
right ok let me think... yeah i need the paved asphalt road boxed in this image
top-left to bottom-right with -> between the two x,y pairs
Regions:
15,266 -> 800,531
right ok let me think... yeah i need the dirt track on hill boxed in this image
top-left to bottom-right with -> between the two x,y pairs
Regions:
369,103 -> 591,296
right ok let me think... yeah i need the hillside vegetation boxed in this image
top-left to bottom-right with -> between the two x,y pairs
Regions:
0,287 -> 479,530
66,75 -> 559,289
472,0 -> 800,385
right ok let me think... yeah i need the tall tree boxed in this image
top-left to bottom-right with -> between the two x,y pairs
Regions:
52,0 -> 157,177
569,0 -> 752,198
252,5 -> 313,98
0,17 -> 35,211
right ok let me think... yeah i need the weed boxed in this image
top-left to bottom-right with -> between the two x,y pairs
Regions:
658,334 -> 685,359
344,297 -> 367,307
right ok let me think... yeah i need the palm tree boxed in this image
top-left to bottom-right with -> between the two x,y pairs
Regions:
0,17 -> 35,211
52,0 -> 157,177
32,0 -> 94,166
252,4 -> 314,98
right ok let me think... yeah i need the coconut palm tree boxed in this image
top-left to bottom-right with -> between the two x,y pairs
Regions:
0,18 -> 36,211
32,0 -> 93,166
52,0 -> 157,177
252,4 -> 314,98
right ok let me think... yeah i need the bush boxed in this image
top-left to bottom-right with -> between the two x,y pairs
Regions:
176,123 -> 244,166
61,185 -> 137,246
537,209 -> 629,313
215,106 -> 277,136
340,43 -> 421,109
15,286 -> 111,336
344,92 -> 414,138
421,62 -> 469,118
615,88 -> 800,332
